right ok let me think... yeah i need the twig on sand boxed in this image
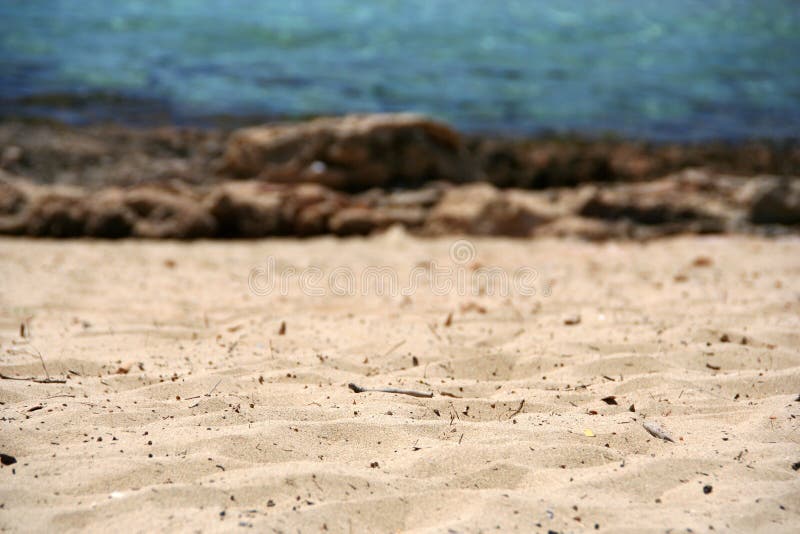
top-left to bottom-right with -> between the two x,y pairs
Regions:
507,399 -> 525,420
348,383 -> 433,398
0,373 -> 66,384
30,346 -> 50,379
207,379 -> 221,396
185,379 -> 223,405
382,339 -> 406,357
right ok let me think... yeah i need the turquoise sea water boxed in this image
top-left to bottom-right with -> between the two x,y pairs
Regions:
1,0 -> 798,140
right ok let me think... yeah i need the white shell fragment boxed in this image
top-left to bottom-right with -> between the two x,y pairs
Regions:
643,420 -> 675,443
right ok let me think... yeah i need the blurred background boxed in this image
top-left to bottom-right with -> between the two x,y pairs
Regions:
1,0 -> 798,141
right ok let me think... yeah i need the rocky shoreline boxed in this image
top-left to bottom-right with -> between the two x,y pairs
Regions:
1,114 -> 798,239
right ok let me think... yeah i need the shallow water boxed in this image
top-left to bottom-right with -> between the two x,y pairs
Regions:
1,0 -> 798,140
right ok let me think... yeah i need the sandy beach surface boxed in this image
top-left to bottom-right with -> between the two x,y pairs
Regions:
1,233 -> 798,533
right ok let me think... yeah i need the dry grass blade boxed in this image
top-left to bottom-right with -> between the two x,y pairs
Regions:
348,383 -> 434,398
0,373 -> 67,384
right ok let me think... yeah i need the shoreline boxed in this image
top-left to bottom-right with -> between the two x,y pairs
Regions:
4,111 -> 800,147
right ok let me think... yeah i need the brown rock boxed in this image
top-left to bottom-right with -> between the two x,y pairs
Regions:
282,183 -> 345,235
472,138 -> 618,188
0,177 -> 30,234
578,176 -> 729,233
26,190 -> 88,237
425,183 -> 498,234
377,206 -> 428,229
1,145 -> 23,169
125,188 -> 216,238
536,215 -> 630,241
84,189 -> 135,238
425,183 -> 547,236
0,179 -> 25,214
294,199 -> 341,236
380,186 -> 445,208
749,177 -> 800,225
206,182 -> 284,237
329,206 -> 381,236
222,113 -> 470,191
327,204 -> 426,236
281,183 -> 349,235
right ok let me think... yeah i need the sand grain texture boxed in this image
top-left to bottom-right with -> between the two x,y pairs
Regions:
0,234 -> 798,532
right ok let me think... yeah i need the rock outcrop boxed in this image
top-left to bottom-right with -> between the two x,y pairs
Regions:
1,169 -> 798,240
577,172 -> 733,235
425,183 -> 552,237
206,182 -> 285,237
748,177 -> 800,225
123,188 -> 217,238
222,114 -> 472,190
2,118 -> 798,194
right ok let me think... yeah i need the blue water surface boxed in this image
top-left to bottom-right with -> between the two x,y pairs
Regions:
1,0 -> 798,140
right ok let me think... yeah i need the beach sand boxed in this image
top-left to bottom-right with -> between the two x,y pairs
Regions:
1,233 -> 798,532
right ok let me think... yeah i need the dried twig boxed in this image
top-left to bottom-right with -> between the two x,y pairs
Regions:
33,347 -> 50,379
207,379 -> 221,396
382,339 -> 406,357
0,373 -> 66,384
185,378 -> 222,405
348,383 -> 433,398
507,399 -> 525,419
426,323 -> 441,341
